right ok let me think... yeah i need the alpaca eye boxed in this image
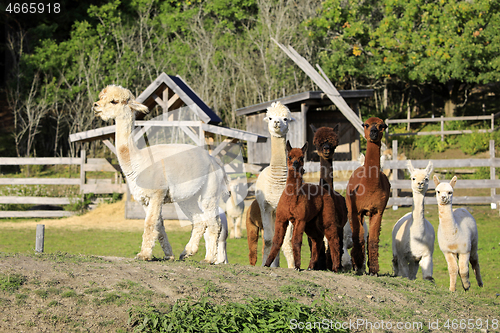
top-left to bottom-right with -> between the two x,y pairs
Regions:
111,100 -> 118,105
412,177 -> 415,181
283,118 -> 288,122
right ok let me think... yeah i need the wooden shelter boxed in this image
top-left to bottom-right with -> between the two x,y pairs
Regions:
236,90 -> 373,165
70,73 -> 266,219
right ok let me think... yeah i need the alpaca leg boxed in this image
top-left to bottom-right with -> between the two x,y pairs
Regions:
281,222 -> 295,269
264,216 -> 288,267
324,226 -> 342,272
305,228 -> 323,270
444,252 -> 459,292
246,217 -> 260,266
350,211 -> 366,274
216,209 -> 228,264
234,215 -> 242,239
177,199 -> 206,261
367,214 -> 383,275
469,251 -> 483,287
290,221 -> 307,270
392,256 -> 399,277
201,213 -> 222,264
261,206 -> 280,267
342,223 -> 353,271
136,199 -> 162,261
227,216 -> 235,239
458,252 -> 471,291
408,260 -> 420,280
156,213 -> 175,261
419,255 -> 434,281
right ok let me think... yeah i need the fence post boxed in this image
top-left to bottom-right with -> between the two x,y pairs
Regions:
392,140 -> 399,210
440,116 -> 444,141
80,149 -> 86,194
35,224 -> 45,253
490,141 -> 496,205
492,113 -> 495,132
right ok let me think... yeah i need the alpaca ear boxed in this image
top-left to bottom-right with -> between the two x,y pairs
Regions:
450,176 -> 457,189
286,140 -> 292,152
301,142 -> 308,155
433,175 -> 440,187
289,117 -> 296,123
129,100 -> 149,114
425,161 -> 434,176
263,116 -> 270,123
406,160 -> 415,174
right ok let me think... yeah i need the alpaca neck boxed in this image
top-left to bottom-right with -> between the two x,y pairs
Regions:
114,112 -> 140,179
437,203 -> 458,232
363,141 -> 381,179
269,136 -> 287,177
410,191 -> 426,234
286,168 -> 303,195
319,156 -> 333,191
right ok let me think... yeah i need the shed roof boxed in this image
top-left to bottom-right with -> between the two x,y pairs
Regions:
236,90 -> 373,117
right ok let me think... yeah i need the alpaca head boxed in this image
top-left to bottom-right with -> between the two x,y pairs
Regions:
362,117 -> 388,143
433,175 -> 457,205
264,102 -> 295,137
93,85 -> 149,121
313,126 -> 339,160
286,140 -> 308,175
407,160 -> 433,194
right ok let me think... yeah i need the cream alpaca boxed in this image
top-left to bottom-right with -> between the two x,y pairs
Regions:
204,208 -> 228,264
93,85 -> 228,263
225,184 -> 245,239
255,101 -> 295,268
434,175 -> 483,291
392,160 -> 435,280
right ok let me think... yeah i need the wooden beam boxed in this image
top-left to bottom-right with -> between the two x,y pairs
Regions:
0,178 -> 81,185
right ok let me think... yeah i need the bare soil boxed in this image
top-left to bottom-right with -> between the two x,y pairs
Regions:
0,202 -> 498,333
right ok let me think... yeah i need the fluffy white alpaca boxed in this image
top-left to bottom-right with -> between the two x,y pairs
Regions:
204,207 -> 228,264
255,101 -> 295,268
226,184 -> 245,239
93,85 -> 228,263
434,175 -> 483,291
392,161 -> 435,280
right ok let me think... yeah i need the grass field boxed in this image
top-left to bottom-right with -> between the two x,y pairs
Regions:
0,203 -> 498,298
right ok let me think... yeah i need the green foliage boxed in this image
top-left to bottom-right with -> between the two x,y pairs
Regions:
0,274 -> 27,293
128,297 -> 347,332
457,131 -> 491,155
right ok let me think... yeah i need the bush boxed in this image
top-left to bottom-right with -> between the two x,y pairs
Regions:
458,132 -> 490,155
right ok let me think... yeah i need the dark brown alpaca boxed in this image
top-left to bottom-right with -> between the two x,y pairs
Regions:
312,126 -> 348,270
346,117 -> 390,275
246,200 -> 264,266
264,141 -> 343,271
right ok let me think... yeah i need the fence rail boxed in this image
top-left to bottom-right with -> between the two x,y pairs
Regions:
385,113 -> 500,140
0,150 -> 127,218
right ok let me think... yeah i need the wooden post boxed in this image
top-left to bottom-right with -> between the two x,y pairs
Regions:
440,116 -> 444,142
491,113 -> 495,132
301,103 -> 309,161
80,149 -> 86,194
490,140 -> 496,201
35,224 -> 45,253
392,140 -> 399,210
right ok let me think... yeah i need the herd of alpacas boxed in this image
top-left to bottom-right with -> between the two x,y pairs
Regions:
93,84 -> 483,292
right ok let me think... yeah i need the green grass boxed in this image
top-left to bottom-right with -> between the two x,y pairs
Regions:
0,203 -> 498,298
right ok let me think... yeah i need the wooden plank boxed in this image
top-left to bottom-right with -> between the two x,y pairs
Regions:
0,210 -> 74,218
390,179 -> 500,189
83,159 -> 121,172
202,124 -> 268,143
125,200 -> 189,220
388,196 -> 499,206
0,178 -> 81,185
135,120 -> 201,127
0,157 -> 81,165
386,115 -> 493,124
69,125 -> 116,143
81,184 -> 128,194
0,196 -> 71,205
388,129 -> 491,137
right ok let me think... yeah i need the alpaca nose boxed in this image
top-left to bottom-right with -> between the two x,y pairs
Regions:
94,102 -> 99,107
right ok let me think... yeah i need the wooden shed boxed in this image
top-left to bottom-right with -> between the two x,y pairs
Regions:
70,73 -> 266,219
236,90 -> 373,165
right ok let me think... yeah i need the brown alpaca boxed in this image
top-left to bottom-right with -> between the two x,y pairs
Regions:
346,117 -> 390,275
264,141 -> 343,271
246,200 -> 264,266
312,126 -> 348,270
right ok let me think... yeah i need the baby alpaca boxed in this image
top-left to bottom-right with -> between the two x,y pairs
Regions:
392,161 -> 435,280
434,175 -> 483,291
264,142 -> 343,271
226,184 -> 245,239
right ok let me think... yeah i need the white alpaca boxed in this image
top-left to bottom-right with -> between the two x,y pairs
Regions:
255,101 -> 295,268
392,161 -> 435,280
433,175 -> 483,291
226,184 -> 245,239
204,207 -> 228,263
93,85 -> 228,263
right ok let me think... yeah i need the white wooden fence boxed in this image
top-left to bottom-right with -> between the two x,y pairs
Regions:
304,140 -> 500,207
0,150 -> 127,218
